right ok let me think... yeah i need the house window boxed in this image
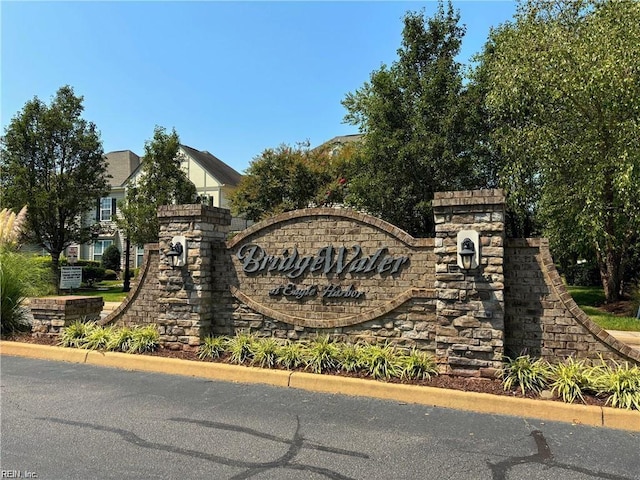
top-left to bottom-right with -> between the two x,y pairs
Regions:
136,246 -> 145,267
93,240 -> 113,262
99,197 -> 116,222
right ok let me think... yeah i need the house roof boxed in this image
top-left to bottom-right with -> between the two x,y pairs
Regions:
180,144 -> 242,187
316,134 -> 363,149
104,150 -> 141,187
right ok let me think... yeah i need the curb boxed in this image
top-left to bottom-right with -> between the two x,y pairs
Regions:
2,341 -> 639,432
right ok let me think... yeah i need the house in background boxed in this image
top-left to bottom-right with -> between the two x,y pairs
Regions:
74,145 -> 244,270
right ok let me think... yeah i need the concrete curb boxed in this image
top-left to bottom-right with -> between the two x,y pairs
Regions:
2,341 -> 639,432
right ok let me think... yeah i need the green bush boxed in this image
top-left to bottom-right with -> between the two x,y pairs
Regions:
103,269 -> 118,280
305,336 -> 340,374
251,337 -> 280,369
563,261 -> 601,287
58,320 -> 96,348
82,325 -> 114,350
550,358 -> 593,404
101,245 -> 121,272
277,341 -> 307,370
400,349 -> 438,381
0,248 -> 53,335
82,265 -> 106,286
499,355 -> 551,395
358,343 -> 403,380
337,343 -> 362,373
129,325 -> 159,353
198,335 -> 228,360
592,361 -> 640,410
227,331 -> 256,364
107,326 -> 135,352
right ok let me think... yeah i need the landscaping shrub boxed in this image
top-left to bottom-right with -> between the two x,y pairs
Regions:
305,336 -> 340,374
0,248 -> 52,335
400,348 -> 438,381
227,331 -> 256,364
499,355 -> 551,395
103,269 -> 118,280
58,320 -> 96,348
82,264 -> 106,286
101,245 -> 121,272
198,335 -> 228,360
82,325 -> 114,350
277,341 -> 307,370
128,325 -> 160,353
550,358 -> 595,404
337,343 -> 362,373
59,323 -> 158,353
251,337 -> 280,368
107,326 -> 135,352
592,361 -> 640,410
358,343 -> 403,380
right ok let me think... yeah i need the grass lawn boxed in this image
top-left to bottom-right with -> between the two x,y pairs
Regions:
567,286 -> 640,332
63,280 -> 128,303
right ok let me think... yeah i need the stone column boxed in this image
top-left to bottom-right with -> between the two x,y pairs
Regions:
157,204 -> 231,350
432,190 -> 506,377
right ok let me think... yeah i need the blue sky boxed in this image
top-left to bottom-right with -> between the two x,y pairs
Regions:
1,1 -> 518,174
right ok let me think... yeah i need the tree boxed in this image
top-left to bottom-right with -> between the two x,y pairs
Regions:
116,126 -> 197,247
101,244 -> 121,272
229,142 -> 355,222
483,0 -> 640,301
342,2 -> 486,237
1,85 -> 110,285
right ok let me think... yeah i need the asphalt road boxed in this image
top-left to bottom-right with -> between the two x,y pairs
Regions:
1,356 -> 639,480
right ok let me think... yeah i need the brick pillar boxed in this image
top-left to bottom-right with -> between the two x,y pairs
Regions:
432,190 -> 506,377
157,204 -> 231,350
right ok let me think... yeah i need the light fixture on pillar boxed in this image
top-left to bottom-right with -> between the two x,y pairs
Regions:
166,236 -> 186,269
457,230 -> 479,271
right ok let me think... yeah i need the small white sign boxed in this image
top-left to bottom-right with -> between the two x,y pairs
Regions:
60,266 -> 82,289
67,246 -> 78,264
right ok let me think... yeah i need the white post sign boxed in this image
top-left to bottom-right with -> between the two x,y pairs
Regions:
60,266 -> 82,290
67,246 -> 78,264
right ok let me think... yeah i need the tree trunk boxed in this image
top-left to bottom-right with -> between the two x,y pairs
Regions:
51,250 -> 62,294
597,248 -> 623,303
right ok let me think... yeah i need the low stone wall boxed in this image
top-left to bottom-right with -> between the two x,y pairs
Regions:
504,239 -> 640,365
31,296 -> 103,338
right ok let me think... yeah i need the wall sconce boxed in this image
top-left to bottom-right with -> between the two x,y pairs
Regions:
166,236 -> 186,268
457,230 -> 479,271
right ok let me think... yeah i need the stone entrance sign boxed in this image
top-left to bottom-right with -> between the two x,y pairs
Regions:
97,190 -> 639,375
227,209 -> 434,329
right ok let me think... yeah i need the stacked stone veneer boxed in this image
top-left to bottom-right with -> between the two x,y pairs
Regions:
218,208 -> 437,350
432,190 -> 506,377
155,204 -> 231,350
31,296 -> 103,338
100,244 -> 161,329
505,238 -> 640,365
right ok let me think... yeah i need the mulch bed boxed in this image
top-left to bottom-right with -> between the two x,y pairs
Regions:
5,333 -> 607,407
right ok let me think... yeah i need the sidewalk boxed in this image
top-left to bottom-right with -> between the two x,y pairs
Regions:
607,329 -> 640,353
100,301 -> 122,319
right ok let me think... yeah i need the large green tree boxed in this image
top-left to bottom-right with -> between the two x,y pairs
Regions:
1,85 -> 110,283
342,2 -> 487,237
229,142 -> 355,222
117,126 -> 197,247
484,0 -> 640,301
